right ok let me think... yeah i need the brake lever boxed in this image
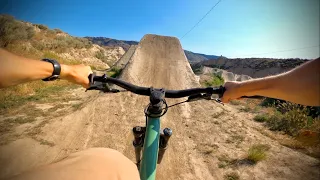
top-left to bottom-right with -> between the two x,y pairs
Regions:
86,84 -> 120,93
187,93 -> 224,106
87,73 -> 120,93
213,98 -> 224,106
187,93 -> 212,101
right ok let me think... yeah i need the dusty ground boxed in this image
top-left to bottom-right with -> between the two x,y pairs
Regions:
0,34 -> 319,180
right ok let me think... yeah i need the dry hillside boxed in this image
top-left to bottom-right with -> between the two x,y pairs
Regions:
0,15 -> 125,69
200,58 -> 309,78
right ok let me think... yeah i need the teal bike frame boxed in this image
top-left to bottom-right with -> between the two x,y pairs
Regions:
139,117 -> 160,180
88,74 -> 225,180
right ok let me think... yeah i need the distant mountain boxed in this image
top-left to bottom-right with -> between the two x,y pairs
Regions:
199,54 -> 221,60
86,37 -> 221,63
184,50 -> 221,63
183,50 -> 207,63
85,37 -> 138,51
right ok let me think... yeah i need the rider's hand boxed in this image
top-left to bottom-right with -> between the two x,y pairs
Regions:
60,64 -> 93,88
221,81 -> 244,103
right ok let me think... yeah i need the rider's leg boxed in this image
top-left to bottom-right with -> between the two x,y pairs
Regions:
8,148 -> 140,180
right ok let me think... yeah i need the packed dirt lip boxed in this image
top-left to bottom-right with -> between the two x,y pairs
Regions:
0,34 -> 319,180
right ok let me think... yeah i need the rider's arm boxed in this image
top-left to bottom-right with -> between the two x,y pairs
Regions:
221,58 -> 320,106
0,48 -> 92,88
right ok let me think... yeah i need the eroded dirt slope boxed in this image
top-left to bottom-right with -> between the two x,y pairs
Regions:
0,34 -> 319,180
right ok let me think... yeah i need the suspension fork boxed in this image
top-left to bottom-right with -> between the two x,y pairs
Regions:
132,88 -> 175,180
133,126 -> 173,165
157,128 -> 172,164
132,126 -> 146,167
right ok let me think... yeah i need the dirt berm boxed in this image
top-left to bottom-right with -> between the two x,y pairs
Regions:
0,34 -> 319,180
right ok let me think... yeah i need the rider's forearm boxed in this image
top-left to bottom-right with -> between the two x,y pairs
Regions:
239,58 -> 320,106
0,48 -> 72,88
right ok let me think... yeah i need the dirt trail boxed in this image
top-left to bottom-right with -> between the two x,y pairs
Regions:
0,34 -> 319,180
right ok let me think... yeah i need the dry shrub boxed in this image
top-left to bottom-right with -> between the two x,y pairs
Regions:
247,144 -> 270,163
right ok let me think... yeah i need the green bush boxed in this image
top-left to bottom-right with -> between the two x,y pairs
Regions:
264,102 -> 318,136
261,98 -> 319,118
203,74 -> 224,87
254,114 -> 268,122
191,64 -> 203,74
260,98 -> 278,107
0,15 -> 35,47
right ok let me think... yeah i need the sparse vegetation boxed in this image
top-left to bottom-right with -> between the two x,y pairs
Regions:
72,102 -> 83,110
239,100 -> 261,113
35,24 -> 48,30
0,114 -> 39,135
0,81 -> 78,113
95,49 -> 107,61
256,100 -> 320,136
239,105 -> 251,112
48,104 -> 66,112
218,155 -> 236,168
191,63 -> 203,74
260,98 -> 278,107
203,74 -> 224,87
211,111 -> 226,118
230,100 -> 241,105
247,144 -> 270,163
10,117 -> 36,124
0,15 -> 35,47
107,67 -> 122,78
32,36 -> 93,53
38,139 -> 55,147
224,172 -> 240,180
53,28 -> 63,33
226,134 -> 244,145
198,143 -> 219,155
254,114 -> 268,122
1,15 -> 92,52
27,119 -> 49,137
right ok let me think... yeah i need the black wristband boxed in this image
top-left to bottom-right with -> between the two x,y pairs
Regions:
42,59 -> 61,81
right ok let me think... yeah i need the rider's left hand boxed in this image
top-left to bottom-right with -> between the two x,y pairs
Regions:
60,64 -> 93,88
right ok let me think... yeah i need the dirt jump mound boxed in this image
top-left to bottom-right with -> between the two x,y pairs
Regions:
120,34 -> 199,90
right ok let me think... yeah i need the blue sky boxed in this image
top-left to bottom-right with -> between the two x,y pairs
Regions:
1,0 -> 319,59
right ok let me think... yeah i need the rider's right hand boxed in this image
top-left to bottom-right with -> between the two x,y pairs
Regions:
60,64 -> 93,88
221,81 -> 244,103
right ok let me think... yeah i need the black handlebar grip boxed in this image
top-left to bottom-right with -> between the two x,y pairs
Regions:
218,86 -> 226,98
88,72 -> 97,84
86,72 -> 97,91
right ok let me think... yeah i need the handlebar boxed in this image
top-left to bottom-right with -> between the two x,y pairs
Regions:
88,74 -> 225,98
